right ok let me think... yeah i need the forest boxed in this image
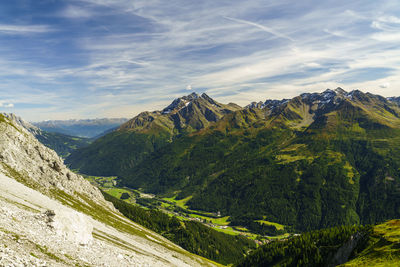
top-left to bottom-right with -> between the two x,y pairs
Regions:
236,224 -> 372,266
102,191 -> 256,265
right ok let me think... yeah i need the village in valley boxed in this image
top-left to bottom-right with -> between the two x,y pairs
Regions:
85,174 -> 292,245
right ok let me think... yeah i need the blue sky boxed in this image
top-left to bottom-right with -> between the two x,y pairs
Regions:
0,0 -> 400,121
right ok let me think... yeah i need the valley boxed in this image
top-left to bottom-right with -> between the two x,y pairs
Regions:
84,174 -> 290,242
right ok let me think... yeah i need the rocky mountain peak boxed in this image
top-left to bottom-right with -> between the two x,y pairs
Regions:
201,93 -> 218,105
246,101 -> 265,109
388,96 -> 400,106
187,92 -> 200,100
2,113 -> 42,136
249,88 -> 372,114
333,87 -> 347,95
162,92 -> 200,114
119,92 -> 240,133
162,92 -> 221,114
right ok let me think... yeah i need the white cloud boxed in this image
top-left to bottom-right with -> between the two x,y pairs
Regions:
380,82 -> 390,88
0,102 -> 14,108
371,32 -> 400,42
61,6 -> 92,18
304,62 -> 321,68
186,84 -> 192,91
223,16 -> 294,42
377,15 -> 400,24
0,24 -> 52,34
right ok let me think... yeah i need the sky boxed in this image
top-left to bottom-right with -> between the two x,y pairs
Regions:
0,0 -> 400,121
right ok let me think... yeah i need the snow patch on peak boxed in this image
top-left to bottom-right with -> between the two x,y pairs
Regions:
321,89 -> 336,100
162,92 -> 201,114
334,87 -> 347,95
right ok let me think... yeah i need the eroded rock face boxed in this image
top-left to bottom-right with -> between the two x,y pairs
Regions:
328,232 -> 365,266
0,114 -> 112,209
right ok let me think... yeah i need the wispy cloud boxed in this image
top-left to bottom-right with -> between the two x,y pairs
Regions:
0,24 -> 52,34
60,6 -> 93,18
223,16 -> 294,41
0,101 -> 14,108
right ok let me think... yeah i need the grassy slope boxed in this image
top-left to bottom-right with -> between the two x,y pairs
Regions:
102,191 -> 256,265
35,131 -> 91,158
236,220 -> 400,267
342,220 -> 400,266
66,129 -> 172,176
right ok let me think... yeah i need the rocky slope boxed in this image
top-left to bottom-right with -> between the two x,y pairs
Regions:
3,113 -> 91,158
0,113 -> 216,267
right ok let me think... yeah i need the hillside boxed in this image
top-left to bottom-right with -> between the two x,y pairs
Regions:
343,219 -> 400,266
116,88 -> 400,232
102,191 -> 256,265
33,118 -> 128,138
0,113 -> 217,266
236,220 -> 400,266
66,92 -> 241,176
34,131 -> 91,158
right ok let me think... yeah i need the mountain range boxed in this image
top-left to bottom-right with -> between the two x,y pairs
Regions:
67,88 -> 400,233
33,118 -> 128,138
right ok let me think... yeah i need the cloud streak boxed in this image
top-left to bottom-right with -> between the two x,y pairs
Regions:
0,24 -> 52,34
223,16 -> 294,42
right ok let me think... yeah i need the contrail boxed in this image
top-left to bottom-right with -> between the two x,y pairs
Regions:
223,16 -> 294,42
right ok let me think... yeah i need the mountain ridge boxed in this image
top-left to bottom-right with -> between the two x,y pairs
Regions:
66,92 -> 241,176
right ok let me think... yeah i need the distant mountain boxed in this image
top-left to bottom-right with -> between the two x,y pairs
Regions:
33,118 -> 128,138
3,113 -> 91,158
388,96 -> 400,106
66,92 -> 241,176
